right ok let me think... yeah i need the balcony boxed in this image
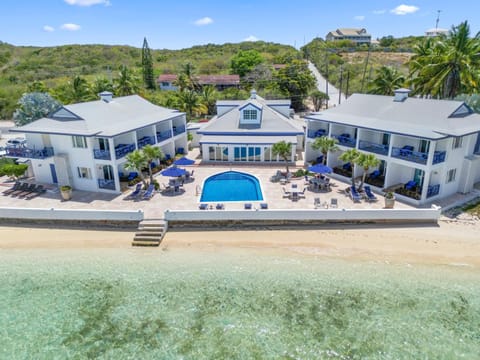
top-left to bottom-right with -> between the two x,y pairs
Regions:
307,128 -> 327,139
333,133 -> 356,148
114,143 -> 135,159
157,130 -> 172,142
172,125 -> 186,136
391,146 -> 428,165
98,179 -> 116,190
5,146 -> 54,159
432,151 -> 446,165
426,184 -> 440,198
358,140 -> 389,156
137,135 -> 155,149
93,149 -> 111,160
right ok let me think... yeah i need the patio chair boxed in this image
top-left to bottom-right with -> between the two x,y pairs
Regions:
260,203 -> 268,209
330,198 -> 338,208
127,172 -> 139,181
314,197 -> 321,209
216,203 -> 225,210
291,191 -> 299,201
142,184 -> 155,200
350,186 -> 362,202
364,186 -> 378,202
343,162 -> 352,171
10,182 -> 30,197
400,145 -> 414,156
127,183 -> 142,199
282,187 -> 291,198
369,170 -> 380,180
299,187 -> 307,198
404,180 -> 417,191
17,183 -> 37,198
244,203 -> 252,210
2,181 -> 21,196
199,203 -> 208,210
24,185 -> 46,200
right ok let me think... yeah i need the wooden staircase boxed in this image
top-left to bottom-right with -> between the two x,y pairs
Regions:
132,219 -> 167,247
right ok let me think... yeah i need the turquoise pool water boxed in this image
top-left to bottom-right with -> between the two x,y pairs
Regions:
200,171 -> 263,202
1,247 -> 479,359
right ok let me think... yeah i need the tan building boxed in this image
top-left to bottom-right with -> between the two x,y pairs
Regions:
325,28 -> 371,45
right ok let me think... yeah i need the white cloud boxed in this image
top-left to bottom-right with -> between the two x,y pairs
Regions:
64,0 -> 110,6
61,23 -> 81,31
390,4 -> 419,15
244,35 -> 259,42
194,17 -> 213,26
43,25 -> 55,32
373,9 -> 386,15
354,15 -> 365,21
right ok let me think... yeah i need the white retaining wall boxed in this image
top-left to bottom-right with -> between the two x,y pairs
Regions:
165,206 -> 441,223
0,207 -> 144,222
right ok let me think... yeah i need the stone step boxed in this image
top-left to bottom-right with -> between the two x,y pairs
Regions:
132,219 -> 167,247
135,231 -> 163,237
132,240 -> 160,247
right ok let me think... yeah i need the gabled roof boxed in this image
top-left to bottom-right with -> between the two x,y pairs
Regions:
13,95 -> 182,137
305,93 -> 480,139
199,94 -> 302,135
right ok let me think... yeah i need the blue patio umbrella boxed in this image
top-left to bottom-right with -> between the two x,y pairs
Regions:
173,156 -> 195,166
308,164 -> 333,174
160,166 -> 187,177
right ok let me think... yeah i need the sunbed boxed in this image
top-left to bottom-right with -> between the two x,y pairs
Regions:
364,186 -> 378,202
350,186 -> 362,202
142,184 -> 155,200
2,181 -> 21,196
24,185 -> 46,200
17,184 -> 37,198
10,183 -> 30,197
127,183 -> 142,198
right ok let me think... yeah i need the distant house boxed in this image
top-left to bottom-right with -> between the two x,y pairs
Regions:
325,28 -> 371,45
197,90 -> 303,163
157,74 -> 240,91
305,89 -> 480,206
425,28 -> 449,37
8,92 -> 187,193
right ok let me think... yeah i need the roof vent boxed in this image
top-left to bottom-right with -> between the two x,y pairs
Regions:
99,91 -> 113,103
250,89 -> 257,99
393,88 -> 411,102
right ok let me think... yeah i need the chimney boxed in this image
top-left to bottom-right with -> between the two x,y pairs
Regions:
393,88 -> 411,102
250,89 -> 257,99
99,91 -> 113,103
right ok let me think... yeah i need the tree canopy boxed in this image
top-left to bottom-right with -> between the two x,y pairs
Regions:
13,92 -> 61,126
231,50 -> 264,77
275,60 -> 315,111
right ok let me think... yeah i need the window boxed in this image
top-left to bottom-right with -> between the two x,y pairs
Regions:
446,169 -> 456,183
452,137 -> 463,149
77,167 -> 92,179
243,109 -> 257,120
72,136 -> 87,148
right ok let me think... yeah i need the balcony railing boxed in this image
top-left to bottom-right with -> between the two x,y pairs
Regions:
391,147 -> 428,165
114,143 -> 136,159
137,135 -> 155,149
93,149 -> 111,160
98,179 -> 116,190
157,130 -> 172,142
432,151 -> 446,165
307,129 -> 327,139
333,134 -> 356,148
5,146 -> 54,159
426,184 -> 440,198
172,125 -> 186,136
358,140 -> 389,155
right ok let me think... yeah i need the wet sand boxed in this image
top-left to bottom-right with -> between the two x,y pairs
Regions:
1,219 -> 479,268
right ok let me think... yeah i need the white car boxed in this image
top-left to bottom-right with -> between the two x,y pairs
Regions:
6,138 -> 26,148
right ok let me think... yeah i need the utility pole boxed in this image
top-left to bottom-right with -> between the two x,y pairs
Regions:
435,10 -> 441,29
325,52 -> 329,109
338,66 -> 343,105
345,71 -> 350,99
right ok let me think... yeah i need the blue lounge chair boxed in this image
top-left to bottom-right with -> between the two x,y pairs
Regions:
199,203 -> 208,210
128,183 -> 142,198
405,180 -> 417,190
216,203 -> 225,210
400,145 -> 414,156
260,203 -> 268,209
364,186 -> 378,202
350,186 -> 362,202
127,172 -> 139,181
244,203 -> 252,210
369,170 -> 380,180
142,184 -> 155,200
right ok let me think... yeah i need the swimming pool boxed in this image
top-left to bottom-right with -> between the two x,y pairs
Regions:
200,171 -> 264,202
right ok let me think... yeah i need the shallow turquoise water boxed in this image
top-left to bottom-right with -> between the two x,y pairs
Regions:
200,171 -> 263,202
1,247 -> 479,359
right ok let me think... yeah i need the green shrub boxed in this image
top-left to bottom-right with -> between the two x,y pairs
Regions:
0,163 -> 28,179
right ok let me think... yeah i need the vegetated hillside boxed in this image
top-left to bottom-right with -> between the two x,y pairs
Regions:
0,40 -> 298,119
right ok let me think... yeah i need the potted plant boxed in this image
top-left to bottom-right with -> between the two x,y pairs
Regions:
60,185 -> 72,201
384,191 -> 395,209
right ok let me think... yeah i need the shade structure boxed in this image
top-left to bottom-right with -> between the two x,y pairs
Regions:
173,156 -> 195,166
160,166 -> 187,177
308,164 -> 333,174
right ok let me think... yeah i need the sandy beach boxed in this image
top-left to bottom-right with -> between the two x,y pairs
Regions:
1,218 -> 479,268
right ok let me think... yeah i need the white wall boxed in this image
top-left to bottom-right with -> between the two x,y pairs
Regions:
0,207 -> 143,221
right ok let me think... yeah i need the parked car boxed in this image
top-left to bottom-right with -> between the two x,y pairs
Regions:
6,138 -> 26,148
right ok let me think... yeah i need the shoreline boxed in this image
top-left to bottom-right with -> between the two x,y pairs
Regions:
1,219 -> 479,268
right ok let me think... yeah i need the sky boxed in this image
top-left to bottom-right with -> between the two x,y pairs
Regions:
1,0 -> 479,50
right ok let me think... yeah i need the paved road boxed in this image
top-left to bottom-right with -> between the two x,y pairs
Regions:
308,61 -> 345,108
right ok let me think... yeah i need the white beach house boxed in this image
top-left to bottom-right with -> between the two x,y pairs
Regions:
8,92 -> 187,193
305,89 -> 480,205
197,90 -> 304,163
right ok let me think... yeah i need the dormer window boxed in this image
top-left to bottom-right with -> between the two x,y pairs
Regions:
239,103 -> 262,127
243,109 -> 258,121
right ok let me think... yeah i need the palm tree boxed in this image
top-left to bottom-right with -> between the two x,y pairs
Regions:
355,152 -> 380,191
114,65 -> 140,96
368,66 -> 406,95
409,21 -> 480,99
339,148 -> 360,186
176,90 -> 207,120
70,76 -> 90,102
310,90 -> 329,111
175,62 -> 199,91
200,85 -> 218,115
272,141 -> 293,173
142,145 -> 164,183
311,136 -> 338,165
90,76 -> 114,97
124,150 -> 148,188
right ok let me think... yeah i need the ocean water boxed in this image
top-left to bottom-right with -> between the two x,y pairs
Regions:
1,247 -> 479,359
